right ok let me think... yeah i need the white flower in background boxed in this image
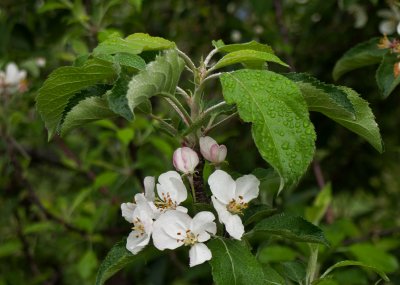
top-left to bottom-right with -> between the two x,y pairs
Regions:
35,57 -> 46,68
152,210 -> 216,267
0,62 -> 27,94
173,147 -> 199,174
347,4 -> 368,29
154,171 -> 188,214
208,170 -> 260,240
121,193 -> 156,254
378,6 -> 400,35
199,136 -> 227,165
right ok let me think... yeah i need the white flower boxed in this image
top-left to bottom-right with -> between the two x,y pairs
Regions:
0,63 -> 27,94
173,147 -> 199,174
208,170 -> 260,240
121,193 -> 155,254
199,136 -> 227,164
378,7 -> 400,35
35,57 -> 46,68
155,171 -> 188,214
152,210 -> 216,267
140,172 -> 188,216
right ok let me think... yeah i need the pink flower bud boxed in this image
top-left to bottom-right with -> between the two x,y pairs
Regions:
173,147 -> 199,174
199,136 -> 227,164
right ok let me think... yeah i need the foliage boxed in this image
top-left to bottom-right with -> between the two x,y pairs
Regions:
1,0 -> 399,285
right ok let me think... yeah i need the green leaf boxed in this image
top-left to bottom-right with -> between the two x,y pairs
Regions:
208,238 -> 266,285
263,266 -> 285,285
258,245 -> 297,263
320,260 -> 389,281
333,87 -> 383,152
116,128 -> 135,146
242,205 -> 276,226
95,240 -> 161,285
107,73 -> 134,120
78,251 -> 98,279
215,40 -> 274,54
249,213 -> 329,246
305,183 -> 332,225
36,58 -> 116,139
348,244 -> 398,273
212,50 -> 288,71
127,49 -> 185,117
279,261 -> 306,283
220,70 -> 316,189
60,96 -> 116,136
332,38 -> 387,81
313,278 -> 339,285
95,53 -> 146,71
0,241 -> 21,258
376,52 -> 400,98
285,72 -> 356,119
93,33 -> 175,55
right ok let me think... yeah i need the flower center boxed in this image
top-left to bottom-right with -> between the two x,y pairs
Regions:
131,217 -> 145,238
176,229 -> 198,246
155,192 -> 177,211
226,196 -> 248,214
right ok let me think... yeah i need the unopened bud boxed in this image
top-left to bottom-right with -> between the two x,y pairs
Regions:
173,147 -> 199,174
199,136 -> 227,164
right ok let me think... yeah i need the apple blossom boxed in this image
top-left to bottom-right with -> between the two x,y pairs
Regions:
152,210 -> 216,267
121,193 -> 156,254
0,63 -> 27,94
138,172 -> 188,216
199,136 -> 227,164
208,170 -> 260,240
173,147 -> 199,174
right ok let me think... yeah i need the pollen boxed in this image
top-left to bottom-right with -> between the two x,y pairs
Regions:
176,229 -> 198,246
155,192 -> 177,211
131,217 -> 145,237
226,197 -> 248,214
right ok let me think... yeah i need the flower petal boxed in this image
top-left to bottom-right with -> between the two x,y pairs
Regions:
121,202 -> 136,223
126,231 -> 150,254
211,196 -> 231,225
152,210 -> 190,250
144,176 -> 155,201
208,170 -> 236,204
189,243 -> 212,267
235,174 -> 260,202
176,206 -> 189,213
200,136 -> 217,161
191,211 -> 216,239
225,215 -> 244,240
217,144 -> 227,163
5,63 -> 19,84
157,171 -> 187,204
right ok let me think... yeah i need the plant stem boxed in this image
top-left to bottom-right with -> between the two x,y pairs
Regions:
204,48 -> 218,67
204,112 -> 237,134
176,86 -> 191,101
177,48 -> 197,73
305,244 -> 319,285
158,92 -> 192,126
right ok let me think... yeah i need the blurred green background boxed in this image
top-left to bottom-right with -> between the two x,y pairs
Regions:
0,0 -> 399,284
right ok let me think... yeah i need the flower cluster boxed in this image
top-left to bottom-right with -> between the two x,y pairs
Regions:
0,63 -> 27,95
121,136 -> 260,266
